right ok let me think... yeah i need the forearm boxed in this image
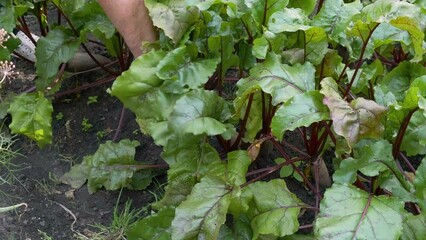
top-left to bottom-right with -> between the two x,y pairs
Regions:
98,0 -> 157,56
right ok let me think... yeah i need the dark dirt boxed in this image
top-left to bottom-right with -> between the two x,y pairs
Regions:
0,58 -> 164,239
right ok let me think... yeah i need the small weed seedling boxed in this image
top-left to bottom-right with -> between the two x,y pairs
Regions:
38,229 -> 54,240
81,118 -> 93,132
86,96 -> 98,105
55,112 -> 64,121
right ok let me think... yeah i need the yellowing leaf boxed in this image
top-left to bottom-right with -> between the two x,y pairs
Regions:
323,97 -> 387,148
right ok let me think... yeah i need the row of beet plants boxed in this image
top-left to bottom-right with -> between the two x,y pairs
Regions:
2,0 -> 426,239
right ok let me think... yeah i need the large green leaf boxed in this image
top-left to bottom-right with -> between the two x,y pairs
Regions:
145,0 -> 200,43
168,89 -> 233,136
171,176 -> 236,239
157,46 -> 220,91
127,207 -> 174,240
60,140 -> 152,193
315,184 -> 405,240
244,53 -> 316,105
249,179 -> 304,238
245,0 -> 289,26
268,8 -> 310,33
271,91 -> 329,141
8,92 -> 53,147
35,27 -> 81,88
111,50 -> 167,105
155,141 -> 225,209
312,0 -> 362,42
362,0 -> 423,24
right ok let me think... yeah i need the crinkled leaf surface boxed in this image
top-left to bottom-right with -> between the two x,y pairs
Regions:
61,140 -> 152,194
8,92 -> 53,147
323,96 -> 387,148
168,89 -> 233,136
246,53 -> 315,105
271,91 -> 329,141
315,184 -> 405,240
145,0 -> 199,43
155,141 -> 224,209
134,89 -> 181,146
249,179 -> 304,238
127,207 -> 174,240
156,47 -> 220,91
171,176 -> 235,240
35,27 -> 81,87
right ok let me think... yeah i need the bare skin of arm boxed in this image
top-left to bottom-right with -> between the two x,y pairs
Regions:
98,0 -> 157,57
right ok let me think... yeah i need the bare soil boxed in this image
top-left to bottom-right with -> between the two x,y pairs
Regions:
0,58 -> 163,239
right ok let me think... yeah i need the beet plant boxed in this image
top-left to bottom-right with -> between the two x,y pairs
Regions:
111,0 -> 426,239
2,0 -> 426,239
